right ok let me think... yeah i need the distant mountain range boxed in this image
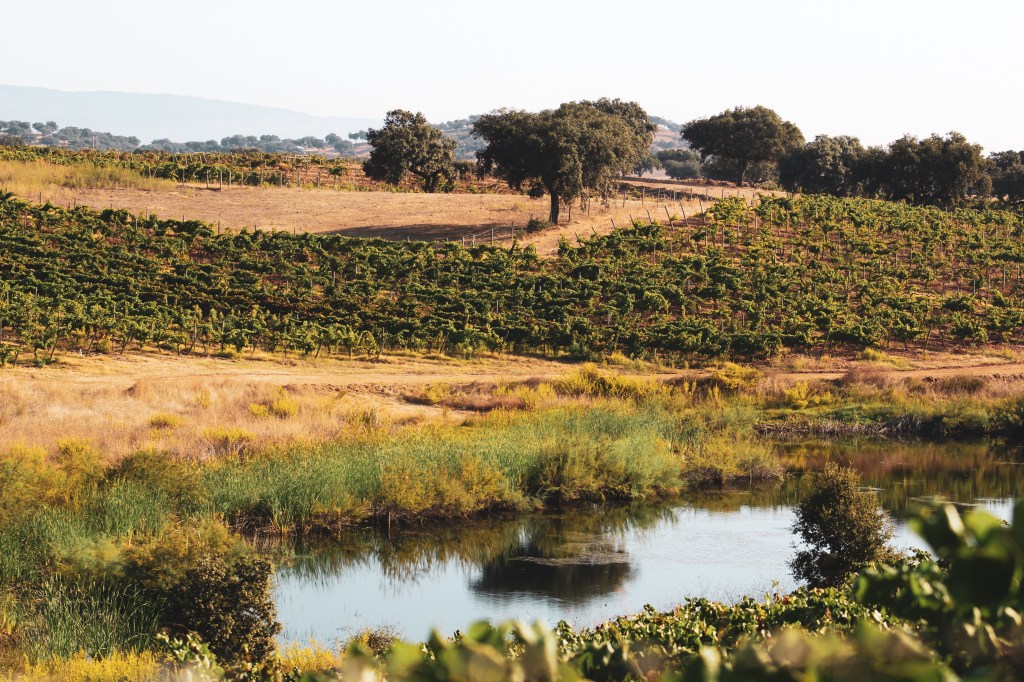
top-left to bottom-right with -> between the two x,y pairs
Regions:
0,84 -> 381,143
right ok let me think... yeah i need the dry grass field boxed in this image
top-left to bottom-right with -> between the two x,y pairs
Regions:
2,347 -> 1022,462
22,183 -> 707,253
3,157 -> 763,254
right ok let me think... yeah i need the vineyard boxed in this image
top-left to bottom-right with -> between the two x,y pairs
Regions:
1,190 -> 1023,365
0,146 -> 514,194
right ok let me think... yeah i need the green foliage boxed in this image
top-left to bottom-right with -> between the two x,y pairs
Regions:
17,578 -> 159,662
107,450 -> 207,514
2,193 -> 1024,364
683,105 -> 804,184
656,147 -> 702,180
791,463 -> 896,588
363,110 -> 458,192
779,134 -> 866,197
990,150 -> 1024,204
856,501 -> 1024,676
474,99 -> 654,224
158,553 -> 279,664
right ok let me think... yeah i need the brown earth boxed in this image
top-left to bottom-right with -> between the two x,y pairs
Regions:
19,180 -> 749,255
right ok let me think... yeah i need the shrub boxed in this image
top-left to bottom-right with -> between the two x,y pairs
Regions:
148,413 -> 184,429
269,393 -> 299,419
417,382 -> 451,406
107,450 -> 206,513
996,395 -> 1024,436
247,403 -> 270,419
158,553 -> 279,663
202,427 -> 253,457
703,362 -> 761,393
859,347 -> 908,367
54,439 -> 106,503
248,391 -> 299,419
553,365 -> 667,402
935,374 -> 988,395
524,217 -> 551,233
0,444 -> 59,524
790,463 -> 897,588
781,381 -> 834,409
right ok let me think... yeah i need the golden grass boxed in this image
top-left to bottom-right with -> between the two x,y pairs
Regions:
0,374 -> 382,461
3,347 -> 1024,461
8,651 -> 167,682
0,160 -> 174,197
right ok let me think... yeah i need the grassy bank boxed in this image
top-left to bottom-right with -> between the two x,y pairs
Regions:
0,390 -> 776,671
5,360 -> 1024,675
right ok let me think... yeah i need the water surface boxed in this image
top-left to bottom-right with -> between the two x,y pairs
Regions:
274,440 -> 1024,642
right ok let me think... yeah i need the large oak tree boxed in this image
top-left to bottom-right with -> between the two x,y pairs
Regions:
363,110 -> 457,193
682,105 -> 803,185
473,99 -> 655,225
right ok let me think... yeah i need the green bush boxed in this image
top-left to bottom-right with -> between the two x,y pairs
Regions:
790,463 -> 897,588
159,553 -> 279,663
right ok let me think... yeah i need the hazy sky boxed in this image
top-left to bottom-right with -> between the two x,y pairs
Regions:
3,0 -> 1022,150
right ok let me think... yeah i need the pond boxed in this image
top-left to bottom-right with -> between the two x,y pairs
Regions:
273,440 -> 1024,643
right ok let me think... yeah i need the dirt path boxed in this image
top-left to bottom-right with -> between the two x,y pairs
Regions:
9,348 -> 1024,394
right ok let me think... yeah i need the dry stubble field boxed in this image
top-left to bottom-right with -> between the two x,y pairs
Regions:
19,180 -> 759,255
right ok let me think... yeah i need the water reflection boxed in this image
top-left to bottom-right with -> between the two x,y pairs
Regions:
278,503 -> 674,603
776,440 -> 1024,516
273,440 -> 1023,642
469,510 -> 669,603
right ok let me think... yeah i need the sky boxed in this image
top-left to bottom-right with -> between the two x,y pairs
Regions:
2,0 -> 1022,150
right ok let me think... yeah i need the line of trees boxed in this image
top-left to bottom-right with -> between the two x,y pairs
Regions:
141,133 -> 356,155
0,119 -> 140,151
674,105 -> 1019,208
0,119 -> 358,156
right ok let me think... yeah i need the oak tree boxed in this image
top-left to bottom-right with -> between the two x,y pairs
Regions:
682,105 -> 803,185
363,110 -> 457,192
473,99 -> 655,225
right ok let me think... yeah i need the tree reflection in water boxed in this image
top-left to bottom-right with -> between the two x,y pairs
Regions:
274,503 -> 676,602
272,440 -> 1024,596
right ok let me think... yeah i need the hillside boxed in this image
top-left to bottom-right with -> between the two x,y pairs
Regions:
0,191 -> 1021,365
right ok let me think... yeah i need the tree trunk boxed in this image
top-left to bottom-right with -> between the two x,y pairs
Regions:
548,193 -> 560,225
737,160 -> 748,186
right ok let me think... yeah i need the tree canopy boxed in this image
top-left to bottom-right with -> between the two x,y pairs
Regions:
362,110 -> 457,192
790,464 -> 896,588
778,135 -> 866,197
655,148 -> 702,180
988,150 -> 1024,204
879,132 -> 990,208
473,99 -> 655,225
682,105 -> 804,184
